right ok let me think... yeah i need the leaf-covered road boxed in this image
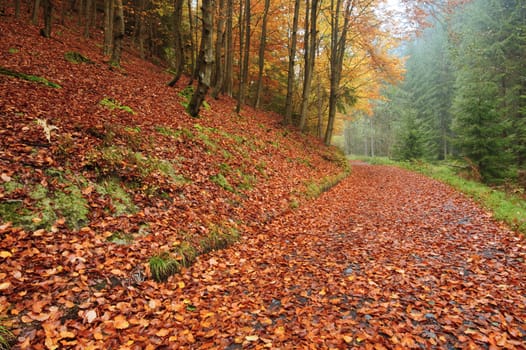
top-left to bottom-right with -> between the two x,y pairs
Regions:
173,162 -> 526,349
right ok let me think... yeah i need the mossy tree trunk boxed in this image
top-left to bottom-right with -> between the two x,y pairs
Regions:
167,0 -> 185,87
103,0 -> 114,56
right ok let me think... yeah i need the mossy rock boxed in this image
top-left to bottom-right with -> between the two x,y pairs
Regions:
64,51 -> 94,64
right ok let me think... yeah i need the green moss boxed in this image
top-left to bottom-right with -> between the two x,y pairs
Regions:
155,125 -> 183,139
99,98 -> 135,114
0,201 -> 32,227
107,231 -> 135,245
64,51 -> 93,64
8,48 -> 19,54
53,185 -> 89,230
3,180 -> 23,194
94,177 -> 136,216
0,66 -> 61,88
210,173 -> 234,192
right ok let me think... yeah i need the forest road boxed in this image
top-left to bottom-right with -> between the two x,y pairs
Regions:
183,163 -> 526,349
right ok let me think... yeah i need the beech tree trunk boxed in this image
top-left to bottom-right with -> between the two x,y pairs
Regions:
15,0 -> 20,17
210,0 -> 226,98
187,0 -> 214,117
32,0 -> 40,24
236,0 -> 250,113
299,0 -> 319,131
110,0 -> 124,66
223,0 -> 233,96
284,0 -> 300,124
40,0 -> 52,37
84,0 -> 92,38
324,0 -> 352,145
254,0 -> 270,109
168,0 -> 185,86
187,0 -> 195,83
103,0 -> 114,56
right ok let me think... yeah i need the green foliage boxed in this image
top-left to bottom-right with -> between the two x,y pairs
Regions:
64,51 -> 93,64
8,48 -> 19,54
210,173 -> 234,192
172,241 -> 198,267
99,98 -> 136,114
0,170 -> 89,230
0,66 -> 61,88
155,125 -> 184,139
0,325 -> 15,350
107,231 -> 135,245
94,177 -> 137,216
149,253 -> 180,282
87,145 -> 188,185
199,223 -> 240,253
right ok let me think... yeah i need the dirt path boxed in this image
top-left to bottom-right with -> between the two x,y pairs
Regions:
7,164 -> 525,349
170,163 -> 526,349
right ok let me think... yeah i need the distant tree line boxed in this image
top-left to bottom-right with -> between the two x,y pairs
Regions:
345,0 -> 525,184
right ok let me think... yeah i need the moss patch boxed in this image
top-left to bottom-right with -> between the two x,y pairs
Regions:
0,66 -> 61,88
64,51 -> 93,64
99,98 -> 135,114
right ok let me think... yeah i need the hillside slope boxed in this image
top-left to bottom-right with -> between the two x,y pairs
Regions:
0,18 -> 347,347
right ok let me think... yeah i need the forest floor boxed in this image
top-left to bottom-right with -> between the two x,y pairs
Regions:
1,14 -> 526,349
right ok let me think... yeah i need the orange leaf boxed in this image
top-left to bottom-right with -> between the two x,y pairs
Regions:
114,315 -> 130,329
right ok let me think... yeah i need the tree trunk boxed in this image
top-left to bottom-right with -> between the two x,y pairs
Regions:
236,0 -> 250,113
103,0 -> 114,56
210,0 -> 226,98
317,78 -> 323,138
223,0 -> 233,96
254,0 -> 270,109
284,0 -> 300,124
168,0 -> 185,86
191,0 -> 201,82
32,0 -> 40,24
15,0 -> 20,17
324,0 -> 351,145
187,0 -> 195,84
40,0 -> 52,38
84,0 -> 92,38
110,0 -> 124,66
299,0 -> 318,131
188,0 -> 214,117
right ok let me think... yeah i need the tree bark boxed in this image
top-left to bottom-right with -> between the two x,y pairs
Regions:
236,0 -> 250,113
188,0 -> 214,117
284,0 -> 300,124
110,0 -> 124,66
103,0 -> 114,56
168,0 -> 185,86
187,0 -> 195,84
254,0 -> 270,109
324,0 -> 352,145
14,0 -> 20,17
32,0 -> 40,25
40,0 -> 52,38
223,0 -> 233,96
211,0 -> 226,98
84,0 -> 92,38
299,0 -> 318,131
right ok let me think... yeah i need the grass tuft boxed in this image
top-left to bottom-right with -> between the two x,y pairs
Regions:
149,253 -> 180,282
